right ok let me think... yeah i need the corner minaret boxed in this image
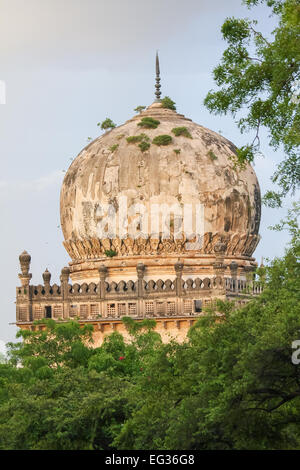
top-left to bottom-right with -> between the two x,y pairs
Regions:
155,51 -> 161,101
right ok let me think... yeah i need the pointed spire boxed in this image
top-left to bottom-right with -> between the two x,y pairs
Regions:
155,51 -> 161,102
43,268 -> 51,285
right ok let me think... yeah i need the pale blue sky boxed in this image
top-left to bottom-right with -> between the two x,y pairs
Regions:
0,0 -> 295,345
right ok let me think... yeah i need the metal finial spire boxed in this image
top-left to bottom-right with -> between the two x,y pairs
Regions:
155,51 -> 161,101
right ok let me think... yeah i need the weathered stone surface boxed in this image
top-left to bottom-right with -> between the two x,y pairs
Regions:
60,102 -> 261,273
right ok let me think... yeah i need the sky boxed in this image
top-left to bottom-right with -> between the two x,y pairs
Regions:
0,0 -> 296,345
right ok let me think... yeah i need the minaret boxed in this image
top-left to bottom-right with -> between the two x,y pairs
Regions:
155,51 -> 161,101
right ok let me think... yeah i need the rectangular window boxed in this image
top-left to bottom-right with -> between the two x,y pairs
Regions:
145,302 -> 154,315
107,303 -> 116,317
167,301 -> 176,315
183,300 -> 193,314
34,306 -> 43,320
53,305 -> 63,318
118,303 -> 126,316
90,304 -> 99,317
45,306 -> 52,319
194,300 -> 202,313
128,303 -> 137,316
70,305 -> 78,318
156,302 -> 165,315
80,304 -> 88,319
18,306 -> 27,321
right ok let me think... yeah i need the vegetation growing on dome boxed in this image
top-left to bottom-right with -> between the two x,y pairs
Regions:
126,134 -> 150,152
109,144 -> 119,153
134,105 -> 146,114
161,96 -> 176,111
153,135 -> 173,146
138,117 -> 160,129
173,149 -> 181,155
207,150 -> 218,161
139,141 -> 150,152
172,127 -> 192,138
126,134 -> 150,144
104,249 -> 117,257
98,118 -> 116,131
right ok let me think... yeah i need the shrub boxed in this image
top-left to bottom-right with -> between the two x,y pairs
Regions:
109,144 -> 119,152
161,96 -> 176,110
139,141 -> 150,152
127,136 -> 141,144
104,249 -> 117,257
174,149 -> 181,154
134,106 -> 146,114
172,127 -> 192,138
98,118 -> 116,131
207,150 -> 218,161
126,134 -> 150,144
153,135 -> 173,146
138,117 -> 160,129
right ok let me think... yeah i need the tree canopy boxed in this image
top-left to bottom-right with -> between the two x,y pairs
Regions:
97,118 -> 116,131
204,0 -> 300,206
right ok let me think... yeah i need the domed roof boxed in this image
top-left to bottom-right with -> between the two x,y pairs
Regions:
60,101 -> 261,261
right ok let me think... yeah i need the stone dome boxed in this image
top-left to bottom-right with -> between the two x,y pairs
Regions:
60,102 -> 261,282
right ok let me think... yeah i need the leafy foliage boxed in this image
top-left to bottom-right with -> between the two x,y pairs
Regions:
109,144 -> 119,153
104,249 -> 117,257
152,135 -> 173,146
207,150 -> 218,161
137,117 -> 160,129
7,319 -> 94,369
172,127 -> 192,138
126,134 -> 150,152
126,134 -> 150,144
161,96 -> 177,111
0,353 -> 6,364
98,118 -> 116,131
139,141 -> 150,152
204,0 -> 300,206
134,106 -> 146,114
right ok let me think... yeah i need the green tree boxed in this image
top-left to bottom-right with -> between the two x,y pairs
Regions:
161,96 -> 176,111
0,321 -> 134,450
97,118 -> 116,131
0,319 -> 162,449
134,105 -> 146,113
7,319 -> 94,369
204,0 -> 300,206
0,366 -> 131,449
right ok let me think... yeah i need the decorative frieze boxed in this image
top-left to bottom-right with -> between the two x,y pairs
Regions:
63,231 -> 260,260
